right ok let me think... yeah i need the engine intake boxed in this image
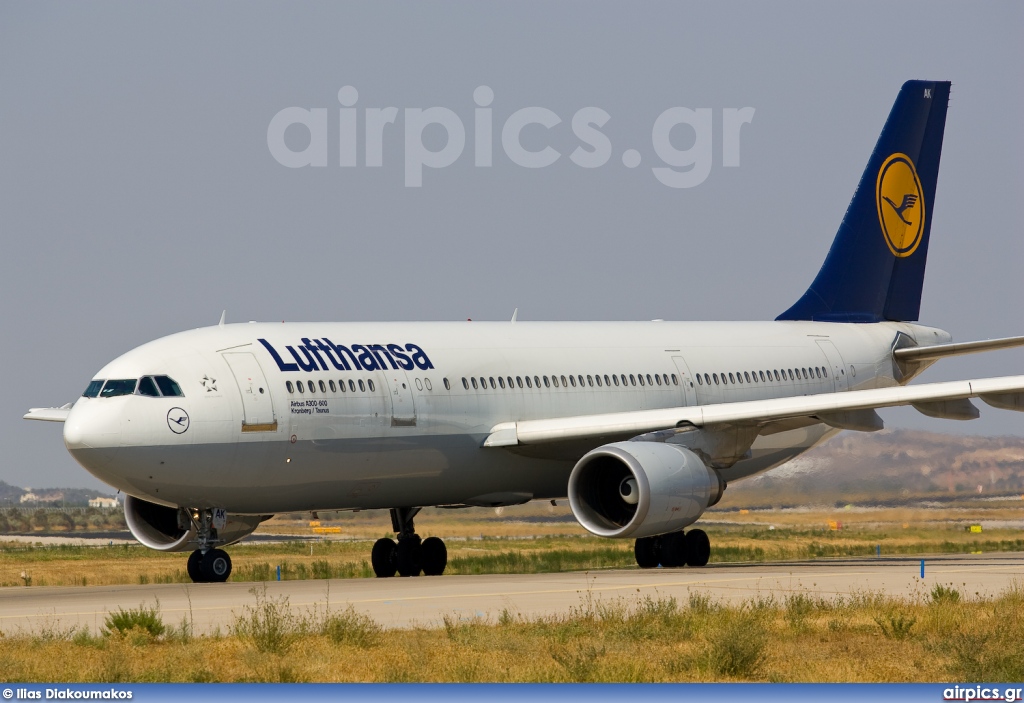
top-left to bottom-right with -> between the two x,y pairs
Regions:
124,495 -> 266,552
568,441 -> 724,539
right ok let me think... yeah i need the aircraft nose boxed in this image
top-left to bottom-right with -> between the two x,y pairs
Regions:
64,399 -> 123,468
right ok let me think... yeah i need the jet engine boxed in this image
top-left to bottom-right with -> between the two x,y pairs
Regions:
567,441 -> 724,539
123,495 -> 265,552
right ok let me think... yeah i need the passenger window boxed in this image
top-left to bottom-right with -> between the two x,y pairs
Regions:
569,375 -> 576,387
626,374 -> 633,386
357,380 -> 365,392
552,376 -> 559,388
585,375 -> 592,387
604,375 -> 611,386
415,378 -> 423,391
758,371 -> 765,382
646,374 -> 653,386
713,373 -> 719,385
526,376 -> 533,388
471,377 -> 478,389
823,368 -> 828,378
612,375 -> 619,386
744,372 -> 750,383
329,380 -> 337,392
368,380 -> 375,392
308,380 -> 316,394
815,367 -> 821,379
100,379 -> 136,397
340,380 -> 346,392
543,376 -> 550,388
487,377 -> 494,389
478,377 -> 485,389
728,373 -> 735,384
319,380 -> 327,393
533,376 -> 540,387
137,376 -> 160,397
347,380 -> 355,392
801,368 -> 807,379
638,374 -> 645,386
83,380 -> 104,398
154,376 -> 184,397
498,377 -> 506,389
425,378 -> 433,391
703,374 -> 709,385
462,377 -> 469,389
560,375 -> 568,387
297,381 -> 305,393
596,375 -> 602,387
507,376 -> 514,389
696,374 -> 703,385
286,381 -> 294,394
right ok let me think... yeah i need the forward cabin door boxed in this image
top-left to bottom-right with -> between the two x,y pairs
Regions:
223,352 -> 278,431
383,370 -> 417,427
816,340 -> 849,392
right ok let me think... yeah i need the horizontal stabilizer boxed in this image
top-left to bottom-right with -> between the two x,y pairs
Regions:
24,404 -> 72,423
911,398 -> 980,420
894,335 -> 1024,362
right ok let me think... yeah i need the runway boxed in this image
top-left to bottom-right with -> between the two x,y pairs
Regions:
0,552 -> 1021,635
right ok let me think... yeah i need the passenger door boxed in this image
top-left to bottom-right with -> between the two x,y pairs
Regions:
223,352 -> 278,431
816,340 -> 849,392
383,369 -> 417,427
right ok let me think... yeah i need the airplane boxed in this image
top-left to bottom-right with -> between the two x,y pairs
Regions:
26,80 -> 1024,583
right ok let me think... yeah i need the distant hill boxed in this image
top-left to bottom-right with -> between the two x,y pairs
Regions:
722,429 -> 1024,508
0,481 -> 116,508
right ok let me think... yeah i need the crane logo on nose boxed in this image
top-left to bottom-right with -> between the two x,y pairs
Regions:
167,408 -> 190,435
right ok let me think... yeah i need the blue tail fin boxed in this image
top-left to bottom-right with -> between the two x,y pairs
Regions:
777,80 -> 950,323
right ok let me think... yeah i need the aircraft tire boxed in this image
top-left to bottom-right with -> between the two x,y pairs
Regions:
634,536 -> 659,568
201,548 -> 232,582
420,537 -> 447,576
660,532 -> 688,568
684,529 -> 711,567
395,537 -> 422,577
187,550 -> 205,583
371,538 -> 397,578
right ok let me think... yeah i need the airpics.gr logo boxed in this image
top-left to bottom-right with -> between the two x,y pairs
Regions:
876,152 -> 926,258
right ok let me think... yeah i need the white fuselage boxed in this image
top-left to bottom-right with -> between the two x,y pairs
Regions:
63,319 -> 948,514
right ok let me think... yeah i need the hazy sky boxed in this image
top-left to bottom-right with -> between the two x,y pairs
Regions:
2,2 -> 1021,491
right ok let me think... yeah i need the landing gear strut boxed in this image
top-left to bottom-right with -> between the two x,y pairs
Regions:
634,528 -> 710,569
185,508 -> 233,583
370,507 -> 448,578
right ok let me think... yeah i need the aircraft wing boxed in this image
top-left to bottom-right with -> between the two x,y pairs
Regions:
484,375 -> 1024,447
24,404 -> 73,423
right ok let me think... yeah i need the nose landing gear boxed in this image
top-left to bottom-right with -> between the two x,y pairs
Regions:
634,528 -> 711,568
370,507 -> 448,578
184,508 -> 233,583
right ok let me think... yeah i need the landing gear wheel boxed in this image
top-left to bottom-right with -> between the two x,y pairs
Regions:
660,532 -> 688,568
371,538 -> 397,578
634,536 -> 659,569
684,529 -> 711,567
420,536 -> 447,576
187,550 -> 205,583
395,537 -> 422,577
201,548 -> 232,582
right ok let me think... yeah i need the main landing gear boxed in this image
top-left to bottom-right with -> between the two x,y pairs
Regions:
370,507 -> 448,578
634,528 -> 711,569
185,508 -> 233,583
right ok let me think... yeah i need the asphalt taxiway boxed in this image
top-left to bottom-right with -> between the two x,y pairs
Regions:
0,552 -> 1020,635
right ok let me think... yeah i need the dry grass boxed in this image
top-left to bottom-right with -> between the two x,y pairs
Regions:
3,507 -> 1022,588
0,581 -> 1021,682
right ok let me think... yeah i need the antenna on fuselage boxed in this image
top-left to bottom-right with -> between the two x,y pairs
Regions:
511,308 -> 518,323
218,310 -> 226,327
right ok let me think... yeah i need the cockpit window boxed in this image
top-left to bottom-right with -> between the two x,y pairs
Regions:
100,379 -> 138,397
83,380 -> 104,398
137,376 -> 161,397
154,376 -> 184,397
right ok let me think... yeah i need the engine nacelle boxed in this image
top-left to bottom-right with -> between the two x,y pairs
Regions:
568,441 -> 724,539
123,495 -> 265,552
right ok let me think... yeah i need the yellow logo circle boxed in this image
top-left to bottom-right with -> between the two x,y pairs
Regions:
876,153 -> 925,258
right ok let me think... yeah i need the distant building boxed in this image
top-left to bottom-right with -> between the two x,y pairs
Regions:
20,491 -> 64,504
88,497 -> 119,508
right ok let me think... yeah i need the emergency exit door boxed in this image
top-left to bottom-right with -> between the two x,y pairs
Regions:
223,352 -> 277,431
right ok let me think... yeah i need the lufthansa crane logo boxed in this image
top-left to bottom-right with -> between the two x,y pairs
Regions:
167,408 -> 190,434
876,153 -> 925,258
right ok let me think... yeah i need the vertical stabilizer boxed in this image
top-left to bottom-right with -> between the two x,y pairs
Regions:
777,80 -> 950,322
